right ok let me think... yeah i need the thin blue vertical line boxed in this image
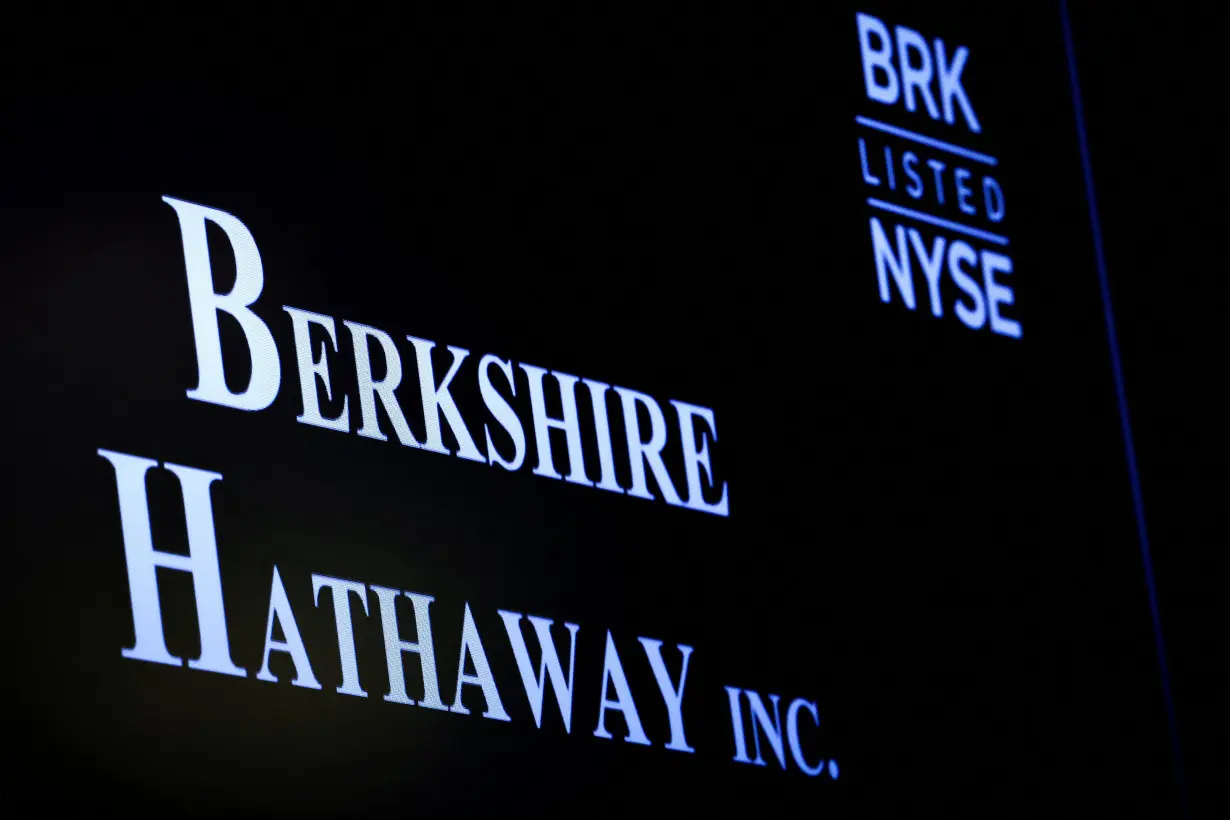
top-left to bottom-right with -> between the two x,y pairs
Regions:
1059,2 -> 1189,816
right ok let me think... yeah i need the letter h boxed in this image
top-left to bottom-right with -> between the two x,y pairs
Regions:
98,449 -> 247,677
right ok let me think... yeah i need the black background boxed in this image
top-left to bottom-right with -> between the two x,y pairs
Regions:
3,3 -> 1225,818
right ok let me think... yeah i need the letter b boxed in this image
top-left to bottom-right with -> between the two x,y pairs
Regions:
98,448 -> 247,677
857,13 -> 899,105
163,196 -> 281,411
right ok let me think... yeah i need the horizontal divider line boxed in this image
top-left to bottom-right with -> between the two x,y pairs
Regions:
855,116 -> 998,166
866,197 -> 1010,246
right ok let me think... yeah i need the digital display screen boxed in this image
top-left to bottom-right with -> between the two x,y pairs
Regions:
6,4 -> 1201,817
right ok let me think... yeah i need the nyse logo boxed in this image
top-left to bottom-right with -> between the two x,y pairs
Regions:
853,11 -> 1021,340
